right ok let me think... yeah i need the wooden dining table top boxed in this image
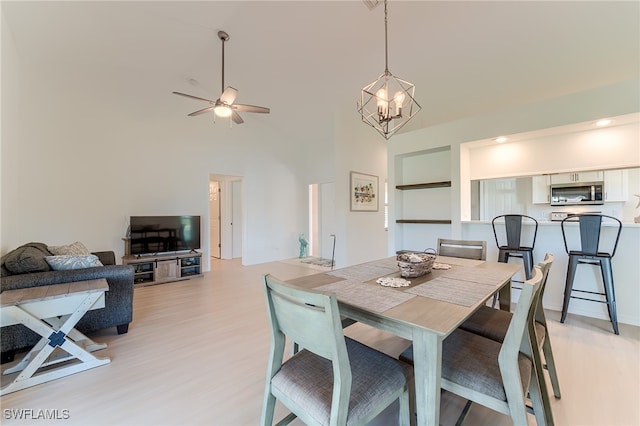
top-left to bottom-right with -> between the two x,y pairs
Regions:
287,255 -> 520,337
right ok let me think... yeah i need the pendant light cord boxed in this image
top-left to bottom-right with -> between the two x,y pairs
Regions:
384,0 -> 389,74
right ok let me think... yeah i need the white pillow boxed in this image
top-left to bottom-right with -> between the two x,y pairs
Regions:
48,241 -> 91,256
45,255 -> 103,270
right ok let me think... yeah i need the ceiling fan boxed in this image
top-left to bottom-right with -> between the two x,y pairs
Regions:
173,30 -> 270,125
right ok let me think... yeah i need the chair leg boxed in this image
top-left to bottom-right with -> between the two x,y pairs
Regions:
528,361 -> 554,426
398,386 -> 411,426
454,400 -> 473,426
522,252 -> 534,280
599,258 -> 619,335
498,249 -> 509,263
542,333 -> 561,398
529,325 -> 555,425
560,256 -> 578,323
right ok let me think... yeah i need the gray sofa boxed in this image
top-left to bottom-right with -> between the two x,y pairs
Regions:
1,249 -> 134,363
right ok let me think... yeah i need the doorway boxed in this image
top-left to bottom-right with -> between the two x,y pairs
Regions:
209,174 -> 243,261
209,181 -> 221,258
308,182 -> 336,263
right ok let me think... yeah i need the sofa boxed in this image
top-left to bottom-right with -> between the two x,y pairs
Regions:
0,242 -> 135,363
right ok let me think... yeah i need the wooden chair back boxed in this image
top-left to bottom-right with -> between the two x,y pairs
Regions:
437,238 -> 486,260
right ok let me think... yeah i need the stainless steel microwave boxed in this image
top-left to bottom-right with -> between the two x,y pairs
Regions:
550,182 -> 604,206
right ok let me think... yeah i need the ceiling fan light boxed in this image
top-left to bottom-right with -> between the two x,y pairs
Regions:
214,105 -> 232,118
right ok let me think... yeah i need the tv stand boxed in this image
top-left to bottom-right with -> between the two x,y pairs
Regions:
122,252 -> 203,287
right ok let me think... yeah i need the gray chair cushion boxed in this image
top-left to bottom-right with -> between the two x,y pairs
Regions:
272,337 -> 411,426
400,329 -> 532,402
460,306 -> 545,346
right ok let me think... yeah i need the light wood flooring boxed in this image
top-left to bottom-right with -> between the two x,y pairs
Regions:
1,258 -> 638,425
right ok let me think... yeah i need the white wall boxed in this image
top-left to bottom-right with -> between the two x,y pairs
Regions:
0,30 -> 336,269
332,103 -> 389,268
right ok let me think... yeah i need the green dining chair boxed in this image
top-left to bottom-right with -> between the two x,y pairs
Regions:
460,253 -> 561,398
261,274 -> 412,426
399,266 -> 550,425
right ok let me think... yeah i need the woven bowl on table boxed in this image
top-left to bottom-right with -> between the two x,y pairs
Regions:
396,251 -> 436,278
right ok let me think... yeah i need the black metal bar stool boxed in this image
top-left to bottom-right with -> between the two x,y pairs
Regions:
491,214 -> 538,308
560,214 -> 622,335
492,214 -> 538,279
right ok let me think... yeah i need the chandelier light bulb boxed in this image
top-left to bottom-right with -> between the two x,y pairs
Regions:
376,88 -> 389,117
393,91 -> 405,116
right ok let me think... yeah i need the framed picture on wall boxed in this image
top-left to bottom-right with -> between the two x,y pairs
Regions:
350,171 -> 379,212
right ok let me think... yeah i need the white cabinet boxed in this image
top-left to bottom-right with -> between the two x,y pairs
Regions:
550,171 -> 603,184
604,169 -> 629,202
531,175 -> 550,204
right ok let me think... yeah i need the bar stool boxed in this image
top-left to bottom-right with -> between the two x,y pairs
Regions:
560,214 -> 622,335
491,214 -> 538,308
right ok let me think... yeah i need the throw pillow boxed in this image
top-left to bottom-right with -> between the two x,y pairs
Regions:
2,242 -> 53,274
45,255 -> 104,271
48,241 -> 91,256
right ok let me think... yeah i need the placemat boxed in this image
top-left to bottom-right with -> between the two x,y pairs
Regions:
406,276 -> 496,307
317,279 -> 416,313
442,266 -> 514,286
328,261 -> 398,282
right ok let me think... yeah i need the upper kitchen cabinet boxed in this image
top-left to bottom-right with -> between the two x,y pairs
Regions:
532,175 -> 551,204
550,171 -> 603,184
604,169 -> 629,202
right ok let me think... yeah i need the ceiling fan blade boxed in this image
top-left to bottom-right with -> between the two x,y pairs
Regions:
188,106 -> 216,117
173,92 -> 215,103
233,104 -> 270,114
220,86 -> 238,105
231,111 -> 244,124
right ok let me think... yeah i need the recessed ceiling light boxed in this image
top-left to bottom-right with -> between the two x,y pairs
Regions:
495,136 -> 508,143
595,119 -> 611,127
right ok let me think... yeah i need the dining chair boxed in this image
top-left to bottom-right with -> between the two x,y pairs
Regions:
437,238 -> 497,307
399,266 -> 550,426
492,214 -> 538,280
459,253 -> 559,424
261,274 -> 412,426
437,238 -> 486,261
560,213 -> 622,335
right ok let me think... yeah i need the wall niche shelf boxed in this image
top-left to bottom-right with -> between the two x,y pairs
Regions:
396,181 -> 451,190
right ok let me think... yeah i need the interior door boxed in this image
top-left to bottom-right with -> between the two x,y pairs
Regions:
319,182 -> 336,261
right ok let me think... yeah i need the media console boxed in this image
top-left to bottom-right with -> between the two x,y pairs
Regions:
122,252 -> 203,287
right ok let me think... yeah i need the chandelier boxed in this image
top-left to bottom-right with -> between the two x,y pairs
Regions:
357,0 -> 421,140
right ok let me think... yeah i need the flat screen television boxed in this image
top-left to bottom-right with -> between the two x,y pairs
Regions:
129,215 -> 201,256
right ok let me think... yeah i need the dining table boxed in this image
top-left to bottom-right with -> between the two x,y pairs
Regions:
287,255 -> 520,426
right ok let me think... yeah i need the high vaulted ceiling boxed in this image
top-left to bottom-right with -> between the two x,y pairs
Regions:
3,1 -> 639,137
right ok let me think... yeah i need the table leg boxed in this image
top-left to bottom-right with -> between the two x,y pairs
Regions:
412,330 -> 442,426
499,279 -> 512,312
